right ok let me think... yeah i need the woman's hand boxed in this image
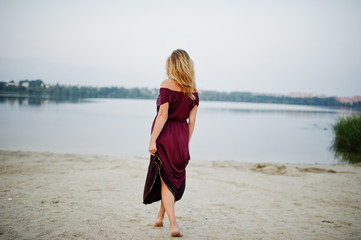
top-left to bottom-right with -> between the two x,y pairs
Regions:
148,141 -> 157,156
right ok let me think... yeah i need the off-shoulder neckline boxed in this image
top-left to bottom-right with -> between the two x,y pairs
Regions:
160,88 -> 198,94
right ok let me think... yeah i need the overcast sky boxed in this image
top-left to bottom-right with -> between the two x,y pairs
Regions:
0,0 -> 360,97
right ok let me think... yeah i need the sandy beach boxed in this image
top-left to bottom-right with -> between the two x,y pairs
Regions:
0,151 -> 360,239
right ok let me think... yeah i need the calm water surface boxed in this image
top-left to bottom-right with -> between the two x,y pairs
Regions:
0,96 -> 357,164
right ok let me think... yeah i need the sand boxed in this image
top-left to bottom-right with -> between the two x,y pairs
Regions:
0,151 -> 360,240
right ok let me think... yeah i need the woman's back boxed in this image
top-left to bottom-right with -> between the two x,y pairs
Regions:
156,87 -> 199,122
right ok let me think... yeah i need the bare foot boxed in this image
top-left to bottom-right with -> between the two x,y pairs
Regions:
154,219 -> 163,227
170,226 -> 183,237
171,231 -> 183,237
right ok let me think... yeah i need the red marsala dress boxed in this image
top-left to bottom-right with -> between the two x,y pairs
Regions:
143,88 -> 199,204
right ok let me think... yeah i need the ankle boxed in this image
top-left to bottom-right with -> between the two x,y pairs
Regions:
170,222 -> 179,229
157,212 -> 165,219
156,215 -> 164,221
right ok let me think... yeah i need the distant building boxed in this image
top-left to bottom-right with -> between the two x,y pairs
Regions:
8,80 -> 18,87
20,82 -> 29,88
288,92 -> 328,98
352,96 -> 361,103
335,96 -> 361,104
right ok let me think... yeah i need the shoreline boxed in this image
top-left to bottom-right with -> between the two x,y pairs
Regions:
1,150 -> 360,239
0,149 -> 352,166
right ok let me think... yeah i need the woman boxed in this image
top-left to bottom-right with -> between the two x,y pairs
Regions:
143,49 -> 199,237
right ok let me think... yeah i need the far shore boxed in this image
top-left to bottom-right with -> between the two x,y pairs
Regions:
1,150 -> 360,239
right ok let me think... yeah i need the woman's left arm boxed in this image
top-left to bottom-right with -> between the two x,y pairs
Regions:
188,105 -> 198,143
148,103 -> 169,156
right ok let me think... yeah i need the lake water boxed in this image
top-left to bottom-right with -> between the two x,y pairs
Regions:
0,96 -> 357,164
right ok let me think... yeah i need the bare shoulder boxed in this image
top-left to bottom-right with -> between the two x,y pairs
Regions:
161,79 -> 183,91
160,79 -> 172,88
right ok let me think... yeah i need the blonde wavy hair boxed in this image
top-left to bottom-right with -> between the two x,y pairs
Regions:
166,49 -> 197,99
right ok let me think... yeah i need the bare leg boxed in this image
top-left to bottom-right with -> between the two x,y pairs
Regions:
154,200 -> 165,227
160,178 -> 183,237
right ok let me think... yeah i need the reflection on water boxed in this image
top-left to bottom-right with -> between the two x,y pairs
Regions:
332,149 -> 361,164
0,96 -> 50,106
204,107 -> 340,117
0,96 -> 358,164
0,95 -> 91,106
201,101 -> 357,118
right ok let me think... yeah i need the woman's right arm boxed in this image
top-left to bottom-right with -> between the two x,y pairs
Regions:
148,102 -> 169,156
188,105 -> 198,143
148,80 -> 171,156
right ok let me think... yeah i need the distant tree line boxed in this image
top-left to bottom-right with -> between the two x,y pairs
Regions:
0,80 -> 158,100
200,91 -> 360,108
0,79 -> 360,109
